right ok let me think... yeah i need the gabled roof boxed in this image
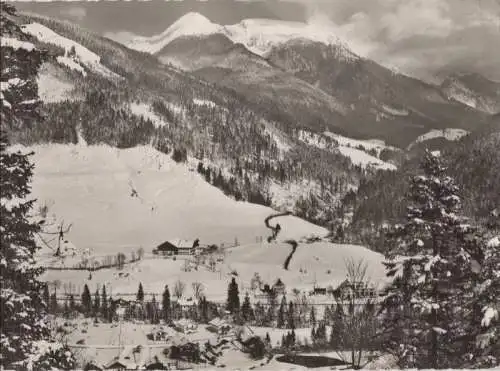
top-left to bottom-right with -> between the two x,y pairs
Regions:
171,239 -> 196,248
208,317 -> 230,328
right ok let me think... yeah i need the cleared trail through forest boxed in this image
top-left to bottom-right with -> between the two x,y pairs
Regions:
264,211 -> 299,270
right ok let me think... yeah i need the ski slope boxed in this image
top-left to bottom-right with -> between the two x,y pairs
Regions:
19,144 -> 326,256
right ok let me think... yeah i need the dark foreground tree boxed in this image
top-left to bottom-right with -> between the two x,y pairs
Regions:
226,277 -> 240,313
162,285 -> 171,322
0,4 -> 75,369
137,282 -> 144,302
81,284 -> 91,314
381,150 -> 487,368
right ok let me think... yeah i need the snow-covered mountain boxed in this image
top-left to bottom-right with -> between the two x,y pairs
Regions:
126,12 -> 348,57
124,12 -> 490,148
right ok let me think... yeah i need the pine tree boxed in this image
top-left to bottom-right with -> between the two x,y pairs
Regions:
277,296 -> 286,328
101,286 -> 108,320
42,284 -> 50,309
137,282 -> 144,302
93,289 -> 100,317
50,292 -> 58,314
226,277 -> 240,313
151,295 -> 159,324
0,5 -> 74,368
287,301 -> 295,329
381,150 -> 483,368
241,293 -> 253,322
162,285 -> 171,322
81,284 -> 91,314
463,234 -> 500,367
108,297 -> 116,322
310,306 -> 317,327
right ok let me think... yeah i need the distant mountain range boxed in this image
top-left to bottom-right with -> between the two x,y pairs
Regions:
122,12 -> 496,148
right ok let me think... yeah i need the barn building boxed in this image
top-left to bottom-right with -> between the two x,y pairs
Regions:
154,239 -> 200,256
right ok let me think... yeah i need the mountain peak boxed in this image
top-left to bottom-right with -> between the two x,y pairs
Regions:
128,12 -> 222,54
125,13 -> 348,57
172,12 -> 214,28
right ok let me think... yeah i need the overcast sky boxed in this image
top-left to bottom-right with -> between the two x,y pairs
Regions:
13,0 -> 500,82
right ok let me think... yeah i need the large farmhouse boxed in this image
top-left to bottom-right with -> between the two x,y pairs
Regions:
154,239 -> 200,256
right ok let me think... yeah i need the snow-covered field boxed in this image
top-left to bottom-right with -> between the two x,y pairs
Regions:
299,130 -> 397,171
20,144 -> 326,256
129,102 -> 169,128
324,132 -> 399,156
40,239 -> 386,303
337,146 -> 396,171
409,128 -> 469,148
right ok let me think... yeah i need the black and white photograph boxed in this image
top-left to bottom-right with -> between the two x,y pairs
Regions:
1,0 -> 499,369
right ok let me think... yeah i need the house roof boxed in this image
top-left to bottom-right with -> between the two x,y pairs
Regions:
208,318 -> 229,328
104,358 -> 134,369
169,239 -> 196,248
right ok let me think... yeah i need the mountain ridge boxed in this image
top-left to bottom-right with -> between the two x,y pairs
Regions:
125,12 -> 347,57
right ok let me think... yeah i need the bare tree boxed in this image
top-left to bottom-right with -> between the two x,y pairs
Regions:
192,282 -> 204,301
334,258 -> 379,369
174,280 -> 186,299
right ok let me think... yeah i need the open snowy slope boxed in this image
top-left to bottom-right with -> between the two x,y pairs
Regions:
125,12 -> 350,58
324,132 -> 399,156
19,144 -> 327,255
408,128 -> 469,149
23,22 -> 121,79
40,241 -> 386,302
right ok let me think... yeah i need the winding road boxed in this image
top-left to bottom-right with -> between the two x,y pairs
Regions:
264,211 -> 299,270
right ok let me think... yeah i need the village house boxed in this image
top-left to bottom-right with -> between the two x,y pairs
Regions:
206,317 -> 232,335
153,238 -> 200,256
173,318 -> 198,334
334,279 -> 377,299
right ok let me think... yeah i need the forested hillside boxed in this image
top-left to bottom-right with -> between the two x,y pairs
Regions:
337,120 -> 500,251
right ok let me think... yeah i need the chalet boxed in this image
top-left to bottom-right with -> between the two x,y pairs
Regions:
206,318 -> 232,335
335,279 -> 377,299
154,238 -> 200,256
173,318 -> 198,333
